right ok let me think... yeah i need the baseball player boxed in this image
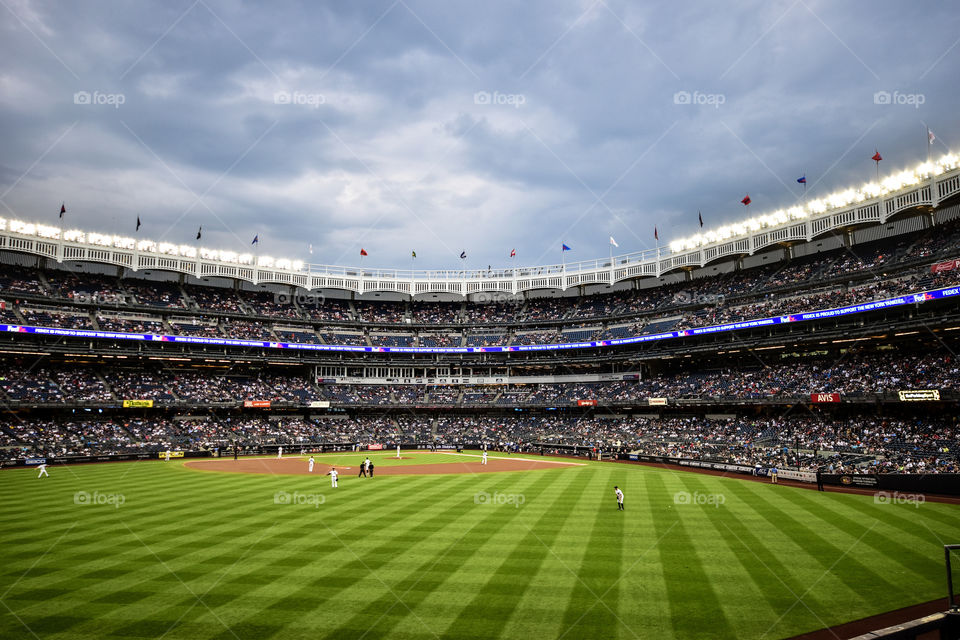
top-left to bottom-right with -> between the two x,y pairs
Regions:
481,450 -> 488,465
308,456 -> 315,473
164,450 -> 171,462
327,467 -> 338,488
36,463 -> 48,478
614,486 -> 624,511
277,446 -> 283,460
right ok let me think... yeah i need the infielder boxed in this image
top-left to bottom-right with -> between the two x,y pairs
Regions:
327,467 -> 338,488
481,450 -> 488,465
36,463 -> 48,478
277,446 -> 283,460
308,456 -> 315,473
614,486 -> 624,511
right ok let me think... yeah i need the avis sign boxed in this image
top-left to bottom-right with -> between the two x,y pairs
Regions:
810,393 -> 841,403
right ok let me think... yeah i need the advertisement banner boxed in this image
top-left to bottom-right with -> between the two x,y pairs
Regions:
648,398 -> 668,406
307,400 -> 331,408
122,399 -> 154,408
930,259 -> 959,273
158,451 -> 185,459
577,399 -> 598,407
25,457 -> 46,465
898,390 -> 940,401
777,469 -> 817,483
810,393 -> 841,403
367,444 -> 384,450
838,474 -> 879,488
243,400 -> 272,408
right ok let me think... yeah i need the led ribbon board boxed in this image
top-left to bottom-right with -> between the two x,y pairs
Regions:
2,286 -> 957,354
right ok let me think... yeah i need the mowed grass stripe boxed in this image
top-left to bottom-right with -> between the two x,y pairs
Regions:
319,471 -> 563,639
644,472 -> 736,640
679,474 -> 832,639
551,468 -> 636,640
725,481 -> 902,595
438,467 -> 590,639
129,474 -> 485,640
782,488 -> 942,583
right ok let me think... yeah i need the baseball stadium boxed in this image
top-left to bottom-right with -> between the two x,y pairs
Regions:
2,2 -> 960,639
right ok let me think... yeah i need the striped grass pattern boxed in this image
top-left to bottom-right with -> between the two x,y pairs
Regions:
0,456 -> 957,639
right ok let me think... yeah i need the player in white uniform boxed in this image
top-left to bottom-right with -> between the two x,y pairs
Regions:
396,445 -> 401,459
481,450 -> 488,465
308,456 -> 315,473
36,463 -> 48,478
277,446 -> 283,459
164,450 -> 171,462
327,467 -> 338,488
614,486 -> 624,511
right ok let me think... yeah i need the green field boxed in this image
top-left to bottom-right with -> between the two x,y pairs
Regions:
1,453 -> 957,640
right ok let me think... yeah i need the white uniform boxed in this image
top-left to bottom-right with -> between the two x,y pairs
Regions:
277,446 -> 283,459
481,451 -> 488,465
164,450 -> 170,462
36,463 -> 48,478
308,457 -> 315,473
396,445 -> 401,458
329,468 -> 338,488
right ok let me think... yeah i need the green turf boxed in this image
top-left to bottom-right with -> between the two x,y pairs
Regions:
0,457 -> 957,639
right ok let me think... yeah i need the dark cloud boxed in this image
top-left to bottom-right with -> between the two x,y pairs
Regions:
0,0 -> 956,269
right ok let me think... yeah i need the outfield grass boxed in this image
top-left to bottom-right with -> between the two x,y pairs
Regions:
1,455 -> 957,639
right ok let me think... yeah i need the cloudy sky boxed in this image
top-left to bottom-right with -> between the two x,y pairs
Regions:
0,0 -> 956,270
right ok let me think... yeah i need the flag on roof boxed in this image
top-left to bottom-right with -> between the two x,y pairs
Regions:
654,226 -> 659,241
251,234 -> 259,245
797,176 -> 806,184
928,129 -> 936,145
609,236 -> 618,248
741,195 -> 751,206
562,244 -> 571,251
698,211 -> 703,228
59,203 -> 65,218
136,216 -> 141,231
196,226 -> 202,240
411,250 -> 416,258
872,150 -> 882,163
460,251 -> 466,259
360,248 -> 368,256
510,248 -> 516,258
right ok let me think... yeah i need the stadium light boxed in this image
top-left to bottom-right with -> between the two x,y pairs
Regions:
670,150 -> 957,252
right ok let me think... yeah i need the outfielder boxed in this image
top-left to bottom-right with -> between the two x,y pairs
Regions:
308,456 -> 315,473
327,467 -> 339,488
481,450 -> 488,465
614,486 -> 624,511
277,446 -> 283,460
36,463 -> 48,478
